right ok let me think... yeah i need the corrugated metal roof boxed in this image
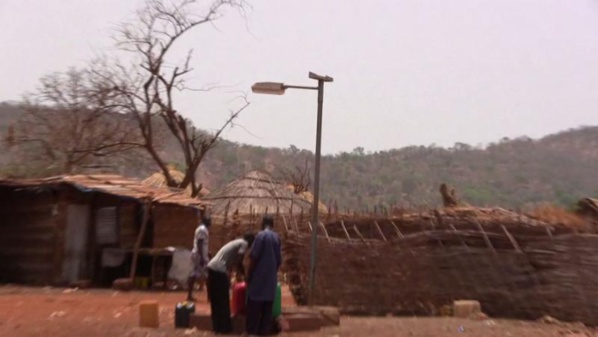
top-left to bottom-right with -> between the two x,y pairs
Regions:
0,174 -> 208,207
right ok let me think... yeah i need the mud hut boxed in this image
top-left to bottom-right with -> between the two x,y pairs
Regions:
142,165 -> 210,198
202,170 -> 312,216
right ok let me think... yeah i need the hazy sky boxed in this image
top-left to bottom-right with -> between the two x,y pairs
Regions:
1,0 -> 598,154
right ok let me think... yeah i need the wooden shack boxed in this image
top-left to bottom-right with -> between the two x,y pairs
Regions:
0,174 -> 205,286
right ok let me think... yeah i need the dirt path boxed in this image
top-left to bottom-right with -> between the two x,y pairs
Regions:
0,285 -> 595,337
0,285 -> 203,337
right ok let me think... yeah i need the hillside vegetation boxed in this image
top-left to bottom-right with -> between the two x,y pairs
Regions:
1,102 -> 597,210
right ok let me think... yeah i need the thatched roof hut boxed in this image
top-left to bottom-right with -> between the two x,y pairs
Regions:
142,166 -> 210,198
203,170 -> 312,215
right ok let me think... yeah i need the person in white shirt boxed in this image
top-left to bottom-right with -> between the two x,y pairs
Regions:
187,214 -> 211,302
206,232 -> 255,334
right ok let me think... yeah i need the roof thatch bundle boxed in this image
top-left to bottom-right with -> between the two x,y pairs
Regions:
285,185 -> 328,214
142,165 -> 210,198
577,197 -> 598,218
203,170 -> 312,215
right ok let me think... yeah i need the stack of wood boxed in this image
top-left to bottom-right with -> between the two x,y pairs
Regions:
317,206 -> 570,244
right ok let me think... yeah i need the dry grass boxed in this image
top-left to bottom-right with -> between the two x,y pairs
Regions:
527,203 -> 587,229
142,165 -> 210,197
284,185 -> 328,214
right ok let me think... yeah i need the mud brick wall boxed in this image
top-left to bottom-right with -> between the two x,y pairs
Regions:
283,231 -> 598,326
0,189 -> 57,284
152,205 -> 199,249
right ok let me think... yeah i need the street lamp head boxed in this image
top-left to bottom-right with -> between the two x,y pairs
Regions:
251,82 -> 286,95
308,72 -> 334,82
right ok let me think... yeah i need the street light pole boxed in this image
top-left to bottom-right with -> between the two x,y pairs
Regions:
308,78 -> 325,305
251,72 -> 333,305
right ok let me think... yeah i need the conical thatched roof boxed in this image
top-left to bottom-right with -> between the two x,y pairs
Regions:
285,185 -> 329,214
203,170 -> 312,215
142,166 -> 210,198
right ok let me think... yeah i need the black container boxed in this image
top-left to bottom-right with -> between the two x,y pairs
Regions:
174,301 -> 196,328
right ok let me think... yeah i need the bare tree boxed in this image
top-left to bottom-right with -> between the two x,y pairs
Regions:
4,68 -> 141,175
278,158 -> 312,194
93,0 -> 250,197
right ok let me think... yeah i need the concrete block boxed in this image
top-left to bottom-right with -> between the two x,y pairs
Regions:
190,308 -> 329,334
453,300 -> 481,318
315,306 -> 340,326
285,314 -> 323,332
139,301 -> 159,328
189,314 -> 245,334
282,306 -> 340,327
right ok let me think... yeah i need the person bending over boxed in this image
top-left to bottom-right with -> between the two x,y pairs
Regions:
206,232 -> 255,334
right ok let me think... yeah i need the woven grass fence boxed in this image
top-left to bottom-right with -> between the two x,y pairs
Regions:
282,209 -> 598,325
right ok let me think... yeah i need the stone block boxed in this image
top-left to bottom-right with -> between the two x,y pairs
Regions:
315,306 -> 341,326
188,304 -> 339,334
453,300 -> 481,318
285,314 -> 323,332
139,301 -> 159,328
282,306 -> 340,326
189,314 -> 245,334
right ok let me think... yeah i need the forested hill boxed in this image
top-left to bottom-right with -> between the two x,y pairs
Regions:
1,102 -> 597,210
200,126 -> 598,210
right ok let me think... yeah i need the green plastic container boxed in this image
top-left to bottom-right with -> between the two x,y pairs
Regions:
273,283 -> 282,318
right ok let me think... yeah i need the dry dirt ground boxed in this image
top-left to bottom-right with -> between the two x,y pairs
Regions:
0,285 -> 596,337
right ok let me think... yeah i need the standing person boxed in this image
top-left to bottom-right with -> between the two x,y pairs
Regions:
207,232 -> 255,334
187,214 -> 211,302
246,215 -> 282,336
